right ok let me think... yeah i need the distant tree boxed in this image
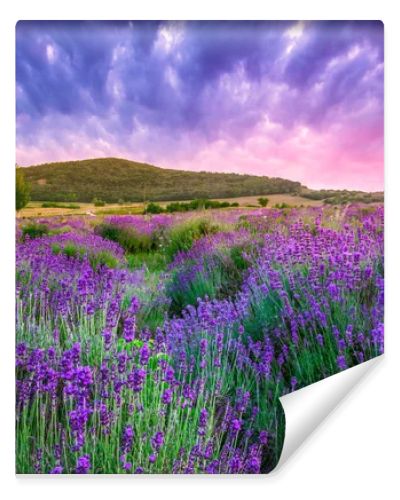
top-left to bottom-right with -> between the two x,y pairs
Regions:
144,202 -> 164,214
16,167 -> 30,211
68,193 -> 78,202
258,197 -> 269,207
92,198 -> 105,207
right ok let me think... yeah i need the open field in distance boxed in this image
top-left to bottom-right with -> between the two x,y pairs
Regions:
17,194 -> 324,218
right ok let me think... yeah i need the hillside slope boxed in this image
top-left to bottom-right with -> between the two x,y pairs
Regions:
23,157 -> 303,203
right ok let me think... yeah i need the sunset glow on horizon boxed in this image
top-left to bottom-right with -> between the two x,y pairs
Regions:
16,21 -> 384,191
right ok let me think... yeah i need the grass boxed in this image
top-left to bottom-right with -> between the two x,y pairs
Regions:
127,252 -> 166,273
167,244 -> 252,315
95,223 -> 157,253
41,202 -> 81,209
21,221 -> 49,240
164,218 -> 222,261
17,194 -> 324,219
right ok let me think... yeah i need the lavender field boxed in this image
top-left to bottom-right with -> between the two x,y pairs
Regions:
15,205 -> 384,474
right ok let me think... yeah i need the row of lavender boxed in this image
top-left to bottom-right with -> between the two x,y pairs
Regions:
16,205 -> 384,473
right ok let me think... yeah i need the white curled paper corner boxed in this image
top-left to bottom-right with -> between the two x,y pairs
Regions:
276,355 -> 383,471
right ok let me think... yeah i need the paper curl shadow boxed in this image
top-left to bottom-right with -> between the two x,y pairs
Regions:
269,355 -> 383,473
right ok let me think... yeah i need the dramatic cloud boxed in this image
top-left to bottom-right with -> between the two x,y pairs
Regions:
16,20 -> 384,190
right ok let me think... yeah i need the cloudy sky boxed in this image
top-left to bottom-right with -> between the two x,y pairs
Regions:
16,21 -> 383,190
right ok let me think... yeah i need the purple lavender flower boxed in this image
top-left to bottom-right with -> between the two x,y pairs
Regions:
259,430 -> 268,446
151,431 -> 164,452
245,455 -> 261,473
230,419 -> 242,433
50,465 -> 63,474
337,355 -> 347,371
75,454 -> 91,474
121,425 -> 134,453
139,343 -> 150,365
200,338 -> 208,356
199,408 -> 208,428
128,368 -> 146,393
229,455 -> 243,473
161,388 -> 173,405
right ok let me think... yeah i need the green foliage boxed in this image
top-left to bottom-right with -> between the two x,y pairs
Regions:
67,193 -> 78,202
274,202 -> 291,209
127,252 -> 166,272
165,218 -> 221,261
92,198 -> 106,207
167,244 -> 253,315
144,202 -> 164,214
95,223 -> 156,253
51,241 -> 119,270
23,157 -> 303,203
301,188 -> 384,204
258,197 -> 269,207
96,207 -> 143,216
88,250 -> 119,270
243,288 -> 285,342
229,245 -> 251,271
22,222 -> 48,240
16,168 -> 30,211
167,267 -> 220,315
48,226 -> 72,236
165,199 -> 237,213
51,243 -> 61,254
41,202 -> 80,209
62,243 -> 85,259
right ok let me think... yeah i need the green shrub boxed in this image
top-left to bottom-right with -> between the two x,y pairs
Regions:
41,202 -> 80,209
92,198 -> 106,207
164,199 -> 238,213
258,197 -> 269,207
88,250 -> 119,270
16,168 -> 30,211
165,218 -> 221,261
119,229 -> 153,253
59,243 -> 86,259
127,252 -> 166,272
144,202 -> 165,214
51,239 -> 119,269
51,243 -> 61,254
96,207 -> 143,215
95,223 -> 155,253
22,222 -> 48,240
165,202 -> 189,213
48,226 -> 72,236
167,244 -> 253,315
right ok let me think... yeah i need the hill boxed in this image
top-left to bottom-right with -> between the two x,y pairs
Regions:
23,157 -> 303,203
300,188 -> 384,205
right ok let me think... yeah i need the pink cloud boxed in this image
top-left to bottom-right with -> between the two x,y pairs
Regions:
167,118 -> 383,191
